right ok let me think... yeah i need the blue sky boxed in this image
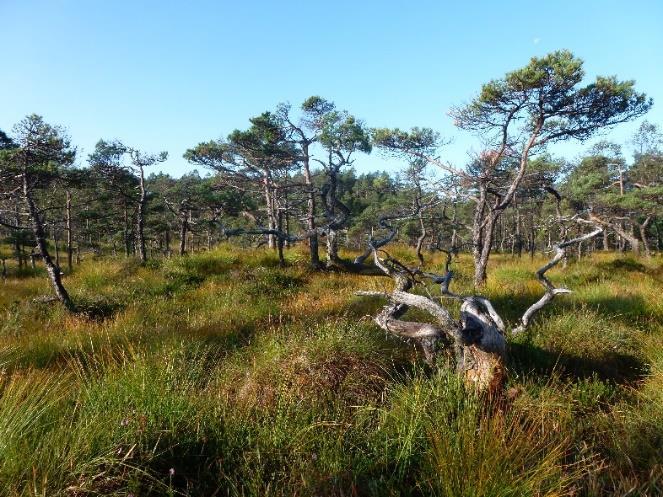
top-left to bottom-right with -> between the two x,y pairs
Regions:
1,0 -> 662,176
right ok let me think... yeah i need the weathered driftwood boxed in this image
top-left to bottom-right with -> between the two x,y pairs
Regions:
357,248 -> 507,393
357,221 -> 602,393
512,227 -> 602,333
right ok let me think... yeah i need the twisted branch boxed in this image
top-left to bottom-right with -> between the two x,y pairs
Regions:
512,225 -> 602,334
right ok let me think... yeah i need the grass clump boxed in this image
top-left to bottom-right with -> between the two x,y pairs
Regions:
0,248 -> 660,495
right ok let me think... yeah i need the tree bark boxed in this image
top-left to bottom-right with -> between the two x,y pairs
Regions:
179,209 -> 188,256
136,165 -> 147,263
323,167 -> 344,266
165,228 -> 171,257
14,202 -> 23,269
23,174 -> 74,311
123,202 -> 131,258
358,250 -> 506,392
66,190 -> 73,272
415,208 -> 427,266
638,216 -> 652,258
591,215 -> 640,255
53,228 -> 60,269
277,209 -> 285,266
471,189 -> 488,286
473,212 -> 496,288
302,143 -> 320,268
263,174 -> 277,249
450,204 -> 459,255
358,281 -> 506,394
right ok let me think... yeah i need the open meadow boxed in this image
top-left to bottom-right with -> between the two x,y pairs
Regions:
2,1 -> 663,495
0,247 -> 661,496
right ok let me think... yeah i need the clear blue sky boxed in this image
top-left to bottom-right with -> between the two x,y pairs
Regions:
1,0 -> 662,176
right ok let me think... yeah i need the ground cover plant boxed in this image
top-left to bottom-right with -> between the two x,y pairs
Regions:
1,47 -> 662,496
0,245 -> 661,496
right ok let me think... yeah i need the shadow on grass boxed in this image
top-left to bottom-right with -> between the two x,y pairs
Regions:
187,321 -> 261,353
580,294 -> 658,324
8,266 -> 46,279
488,292 -> 656,328
2,326 -> 256,376
508,341 -> 648,386
74,295 -> 127,320
340,296 -> 386,319
597,257 -> 648,274
597,256 -> 663,283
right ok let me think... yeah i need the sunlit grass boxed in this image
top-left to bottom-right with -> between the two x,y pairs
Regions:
0,246 -> 661,495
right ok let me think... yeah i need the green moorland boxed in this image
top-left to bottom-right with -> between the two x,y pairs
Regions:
0,246 -> 661,496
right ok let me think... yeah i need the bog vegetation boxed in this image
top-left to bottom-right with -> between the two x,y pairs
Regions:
0,249 -> 662,495
0,50 -> 662,495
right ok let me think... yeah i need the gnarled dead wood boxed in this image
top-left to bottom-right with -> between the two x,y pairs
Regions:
352,201 -> 441,268
357,247 -> 506,393
356,213 -> 602,393
512,226 -> 602,334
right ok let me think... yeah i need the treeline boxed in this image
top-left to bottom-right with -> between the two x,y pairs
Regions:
1,50 -> 661,311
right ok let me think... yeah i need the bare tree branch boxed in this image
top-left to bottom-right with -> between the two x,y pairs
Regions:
512,225 -> 602,334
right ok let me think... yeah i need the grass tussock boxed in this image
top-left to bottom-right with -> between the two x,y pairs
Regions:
0,246 -> 661,495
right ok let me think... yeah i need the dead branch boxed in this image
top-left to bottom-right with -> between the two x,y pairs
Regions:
356,244 -> 506,393
512,225 -> 602,334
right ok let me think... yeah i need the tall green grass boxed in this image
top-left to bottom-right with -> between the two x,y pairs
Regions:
0,247 -> 661,495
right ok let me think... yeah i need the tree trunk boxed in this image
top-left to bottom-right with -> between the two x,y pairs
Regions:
283,175 -> 291,249
498,216 -> 506,253
471,192 -> 487,286
66,191 -> 73,272
451,204 -> 459,255
591,215 -> 640,256
179,212 -> 188,256
23,175 -> 74,311
277,210 -> 285,266
324,167 -> 344,266
360,287 -> 506,394
638,217 -> 652,258
136,166 -> 147,263
473,211 -> 496,288
415,209 -> 427,266
515,208 -> 523,258
263,175 -> 276,249
123,203 -> 131,258
326,230 -> 340,264
302,144 -> 321,268
14,202 -> 23,269
53,228 -> 60,269
165,228 -> 171,257
457,298 -> 507,394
